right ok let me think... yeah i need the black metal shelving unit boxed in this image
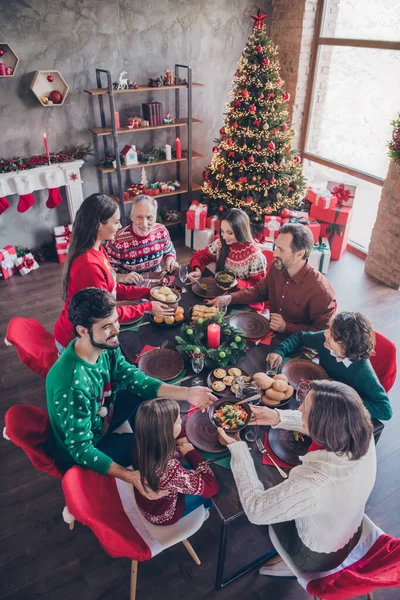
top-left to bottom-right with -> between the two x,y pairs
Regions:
85,65 -> 203,227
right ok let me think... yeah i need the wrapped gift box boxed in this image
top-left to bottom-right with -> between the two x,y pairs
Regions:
185,226 -> 215,250
327,181 -> 356,207
264,216 -> 282,241
310,204 -> 353,260
56,242 -> 69,264
206,216 -> 221,231
281,208 -> 310,219
0,245 -> 17,280
15,252 -> 39,276
186,201 -> 208,230
308,238 -> 331,274
282,217 -> 321,244
307,187 -> 338,210
54,224 -> 72,238
54,223 -> 72,264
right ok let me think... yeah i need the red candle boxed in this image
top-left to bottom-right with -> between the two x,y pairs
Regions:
114,111 -> 120,129
175,137 -> 182,159
207,323 -> 221,349
43,133 -> 50,159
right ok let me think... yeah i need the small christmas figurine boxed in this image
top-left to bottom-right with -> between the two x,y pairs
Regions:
120,145 -> 138,166
163,113 -> 174,124
148,76 -> 163,87
164,69 -> 174,86
113,71 -> 138,90
140,166 -> 149,188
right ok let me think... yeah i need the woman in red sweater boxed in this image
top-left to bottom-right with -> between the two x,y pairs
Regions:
189,208 -> 266,288
54,194 -> 173,353
133,398 -> 218,525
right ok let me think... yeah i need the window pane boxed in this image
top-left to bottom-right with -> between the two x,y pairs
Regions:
306,45 -> 400,178
322,0 -> 400,42
302,160 -> 382,250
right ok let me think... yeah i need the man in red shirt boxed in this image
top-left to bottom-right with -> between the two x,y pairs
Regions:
209,223 -> 336,334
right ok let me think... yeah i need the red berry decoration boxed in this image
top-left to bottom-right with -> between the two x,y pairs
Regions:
238,176 -> 247,183
282,124 -> 288,131
47,75 -> 54,82
283,92 -> 290,101
49,90 -> 63,104
256,45 -> 263,52
248,104 -> 256,113
268,142 -> 275,151
289,187 -> 294,192
262,58 -> 270,66
240,159 -> 246,166
277,79 -> 281,84
213,146 -> 219,153
203,169 -> 210,180
241,89 -> 249,98
256,144 -> 261,150
248,156 -> 255,163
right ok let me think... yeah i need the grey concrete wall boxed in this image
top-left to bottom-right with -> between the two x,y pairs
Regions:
0,0 -> 271,248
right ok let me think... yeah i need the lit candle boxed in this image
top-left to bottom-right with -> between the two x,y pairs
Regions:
207,323 -> 221,349
165,144 -> 172,160
114,111 -> 120,129
175,137 -> 182,159
43,133 -> 50,161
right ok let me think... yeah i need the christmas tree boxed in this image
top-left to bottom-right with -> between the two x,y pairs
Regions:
202,10 -> 306,232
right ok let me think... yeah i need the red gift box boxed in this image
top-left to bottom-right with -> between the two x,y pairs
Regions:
264,216 -> 282,241
206,215 -> 221,231
0,245 -> 17,280
56,242 -> 69,264
310,204 -> 353,260
307,188 -> 338,210
186,200 -> 207,230
282,217 -> 321,245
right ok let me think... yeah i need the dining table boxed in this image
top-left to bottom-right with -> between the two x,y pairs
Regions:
118,269 -> 384,590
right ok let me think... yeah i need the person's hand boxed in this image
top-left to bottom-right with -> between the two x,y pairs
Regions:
266,352 -> 283,369
189,387 -> 217,411
248,405 -> 281,427
165,256 -> 179,273
118,272 -> 142,284
129,470 -> 170,499
176,440 -> 195,456
206,294 -> 232,307
188,269 -> 202,281
270,313 -> 287,333
176,436 -> 189,446
217,427 -> 240,445
151,301 -> 174,317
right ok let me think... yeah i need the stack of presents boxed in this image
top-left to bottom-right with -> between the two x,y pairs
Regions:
185,181 -> 355,274
0,245 -> 39,280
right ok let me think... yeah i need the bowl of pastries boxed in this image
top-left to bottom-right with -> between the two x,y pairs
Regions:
252,372 -> 294,407
150,285 -> 180,309
189,304 -> 219,322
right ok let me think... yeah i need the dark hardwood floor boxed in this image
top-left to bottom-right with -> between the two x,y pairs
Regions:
1,243 -> 399,600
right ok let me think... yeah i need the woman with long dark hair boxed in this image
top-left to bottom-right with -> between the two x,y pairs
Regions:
188,208 -> 266,287
219,380 -> 376,576
54,194 -> 172,353
133,397 -> 218,525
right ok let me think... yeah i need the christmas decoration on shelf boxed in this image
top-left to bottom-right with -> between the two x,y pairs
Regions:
388,112 -> 400,165
0,145 -> 91,174
201,10 -> 306,233
148,71 -> 188,87
126,179 -> 181,200
113,71 -> 138,90
101,147 -> 188,169
161,208 -> 182,223
175,313 -> 247,368
163,113 -> 175,124
140,166 -> 149,188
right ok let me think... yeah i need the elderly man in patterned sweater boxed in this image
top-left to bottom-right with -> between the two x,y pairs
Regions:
105,195 -> 179,284
46,288 -> 215,494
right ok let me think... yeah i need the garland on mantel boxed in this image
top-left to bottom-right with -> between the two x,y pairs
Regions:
0,145 -> 92,174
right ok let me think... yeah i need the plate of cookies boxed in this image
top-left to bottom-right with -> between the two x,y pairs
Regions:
207,366 -> 250,397
252,372 -> 294,408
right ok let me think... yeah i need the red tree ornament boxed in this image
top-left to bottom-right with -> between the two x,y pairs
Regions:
0,49 -> 4,56
220,127 -> 225,136
47,75 -> 54,82
261,178 -> 269,185
227,139 -> 233,146
241,89 -> 249,98
235,100 -> 241,107
282,124 -> 288,131
283,92 -> 290,101
248,156 -> 255,163
233,122 -> 239,129
218,205 -> 224,212
245,196 -> 253,204
248,105 -> 256,113
259,92 -> 264,99
213,146 -> 219,153
271,177 -> 277,184
219,165 -> 225,171
268,142 -> 275,150
228,151 -> 235,157
262,58 -> 270,66
49,90 -> 62,104
240,159 -> 246,166
256,45 -> 263,52
251,9 -> 268,29
267,92 -> 275,100
294,155 -> 301,163
203,170 -> 210,180
253,119 -> 261,126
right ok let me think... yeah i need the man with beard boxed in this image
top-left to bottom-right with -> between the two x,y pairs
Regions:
208,223 -> 336,335
46,288 -> 216,494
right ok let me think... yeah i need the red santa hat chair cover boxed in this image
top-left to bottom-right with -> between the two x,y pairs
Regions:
370,331 -> 397,393
268,515 -> 400,599
62,466 -> 206,600
5,317 -> 58,378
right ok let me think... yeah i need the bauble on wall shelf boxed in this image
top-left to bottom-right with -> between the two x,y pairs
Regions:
30,70 -> 69,106
0,43 -> 19,77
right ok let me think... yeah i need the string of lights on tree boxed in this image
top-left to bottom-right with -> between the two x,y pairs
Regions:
202,9 -> 306,229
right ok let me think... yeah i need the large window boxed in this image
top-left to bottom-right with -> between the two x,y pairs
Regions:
301,0 -> 400,249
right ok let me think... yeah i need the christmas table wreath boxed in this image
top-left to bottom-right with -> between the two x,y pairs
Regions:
175,313 -> 247,367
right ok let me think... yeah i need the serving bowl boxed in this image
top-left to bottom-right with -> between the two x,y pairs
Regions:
215,271 -> 237,290
208,398 -> 252,433
150,285 -> 181,309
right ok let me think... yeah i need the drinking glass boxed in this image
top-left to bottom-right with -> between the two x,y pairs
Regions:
296,382 -> 311,407
245,425 -> 259,443
141,272 -> 150,289
234,376 -> 261,406
191,355 -> 204,386
218,303 -> 228,318
265,354 -> 278,379
179,265 -> 189,293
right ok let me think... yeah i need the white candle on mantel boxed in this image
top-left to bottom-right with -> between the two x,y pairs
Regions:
165,144 -> 172,161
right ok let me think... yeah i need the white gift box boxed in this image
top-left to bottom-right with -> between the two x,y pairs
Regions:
15,252 -> 40,276
185,226 -> 215,250
54,223 -> 73,237
308,237 -> 331,274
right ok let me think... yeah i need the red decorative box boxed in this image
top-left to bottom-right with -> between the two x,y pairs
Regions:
281,217 -> 321,245
206,216 -> 221,231
307,188 -> 338,210
0,245 -> 17,280
186,200 -> 208,230
310,204 -> 353,260
264,216 -> 282,241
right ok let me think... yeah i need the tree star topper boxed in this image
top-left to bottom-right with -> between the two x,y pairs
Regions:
251,9 -> 268,29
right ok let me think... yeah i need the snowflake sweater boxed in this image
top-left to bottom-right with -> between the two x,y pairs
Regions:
134,449 -> 218,525
46,340 -> 162,475
54,246 -> 152,347
190,238 -> 267,287
105,223 -> 176,273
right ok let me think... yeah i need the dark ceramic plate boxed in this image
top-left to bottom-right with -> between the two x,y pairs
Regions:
268,427 -> 312,466
281,358 -> 328,389
185,409 -> 226,453
206,365 -> 250,398
228,312 -> 270,339
192,277 -> 237,299
138,348 -> 184,381
208,398 -> 252,433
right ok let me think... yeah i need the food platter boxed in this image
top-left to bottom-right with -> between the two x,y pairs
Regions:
206,365 -> 250,397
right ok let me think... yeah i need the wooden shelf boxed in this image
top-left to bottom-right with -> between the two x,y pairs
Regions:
85,83 -> 203,96
0,43 -> 19,77
100,151 -> 203,174
124,183 -> 202,203
30,70 -> 69,106
90,118 -> 203,137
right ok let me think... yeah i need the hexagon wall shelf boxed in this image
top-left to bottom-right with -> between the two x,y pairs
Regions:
0,43 -> 19,77
30,70 -> 70,106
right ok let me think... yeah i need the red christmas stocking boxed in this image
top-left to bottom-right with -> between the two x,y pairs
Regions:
46,187 -> 63,209
17,193 -> 35,213
0,196 -> 10,215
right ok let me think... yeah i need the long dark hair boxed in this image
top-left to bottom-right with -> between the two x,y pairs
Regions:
62,194 -> 118,300
330,312 -> 375,362
308,380 -> 373,460
216,208 -> 254,272
133,398 -> 180,492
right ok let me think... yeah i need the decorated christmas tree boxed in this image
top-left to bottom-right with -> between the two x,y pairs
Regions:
202,10 -> 306,232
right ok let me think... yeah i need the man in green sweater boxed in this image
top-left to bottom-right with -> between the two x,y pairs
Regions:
46,288 -> 216,492
267,311 -> 392,422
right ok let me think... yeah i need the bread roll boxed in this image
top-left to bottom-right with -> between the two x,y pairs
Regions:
273,374 -> 288,382
252,372 -> 274,390
261,394 -> 281,407
265,388 -> 285,402
272,379 -> 288,393
283,385 -> 294,400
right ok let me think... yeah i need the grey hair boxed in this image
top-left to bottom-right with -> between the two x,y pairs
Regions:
131,194 -> 158,213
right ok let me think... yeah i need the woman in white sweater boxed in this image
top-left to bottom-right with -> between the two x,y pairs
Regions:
218,380 -> 376,576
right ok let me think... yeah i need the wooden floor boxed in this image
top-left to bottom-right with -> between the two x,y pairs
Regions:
1,243 -> 399,600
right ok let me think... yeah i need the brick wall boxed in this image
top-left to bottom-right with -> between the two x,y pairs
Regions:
365,162 -> 400,289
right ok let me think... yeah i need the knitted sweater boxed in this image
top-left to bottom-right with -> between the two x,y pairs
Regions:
46,341 -> 162,475
134,449 -> 218,525
274,331 -> 392,421
106,223 -> 176,273
229,409 -> 376,553
54,246 -> 152,348
190,238 -> 267,286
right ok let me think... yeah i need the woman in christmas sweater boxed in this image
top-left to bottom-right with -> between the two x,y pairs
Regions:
54,194 -> 173,353
188,208 -> 267,290
133,398 -> 218,525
